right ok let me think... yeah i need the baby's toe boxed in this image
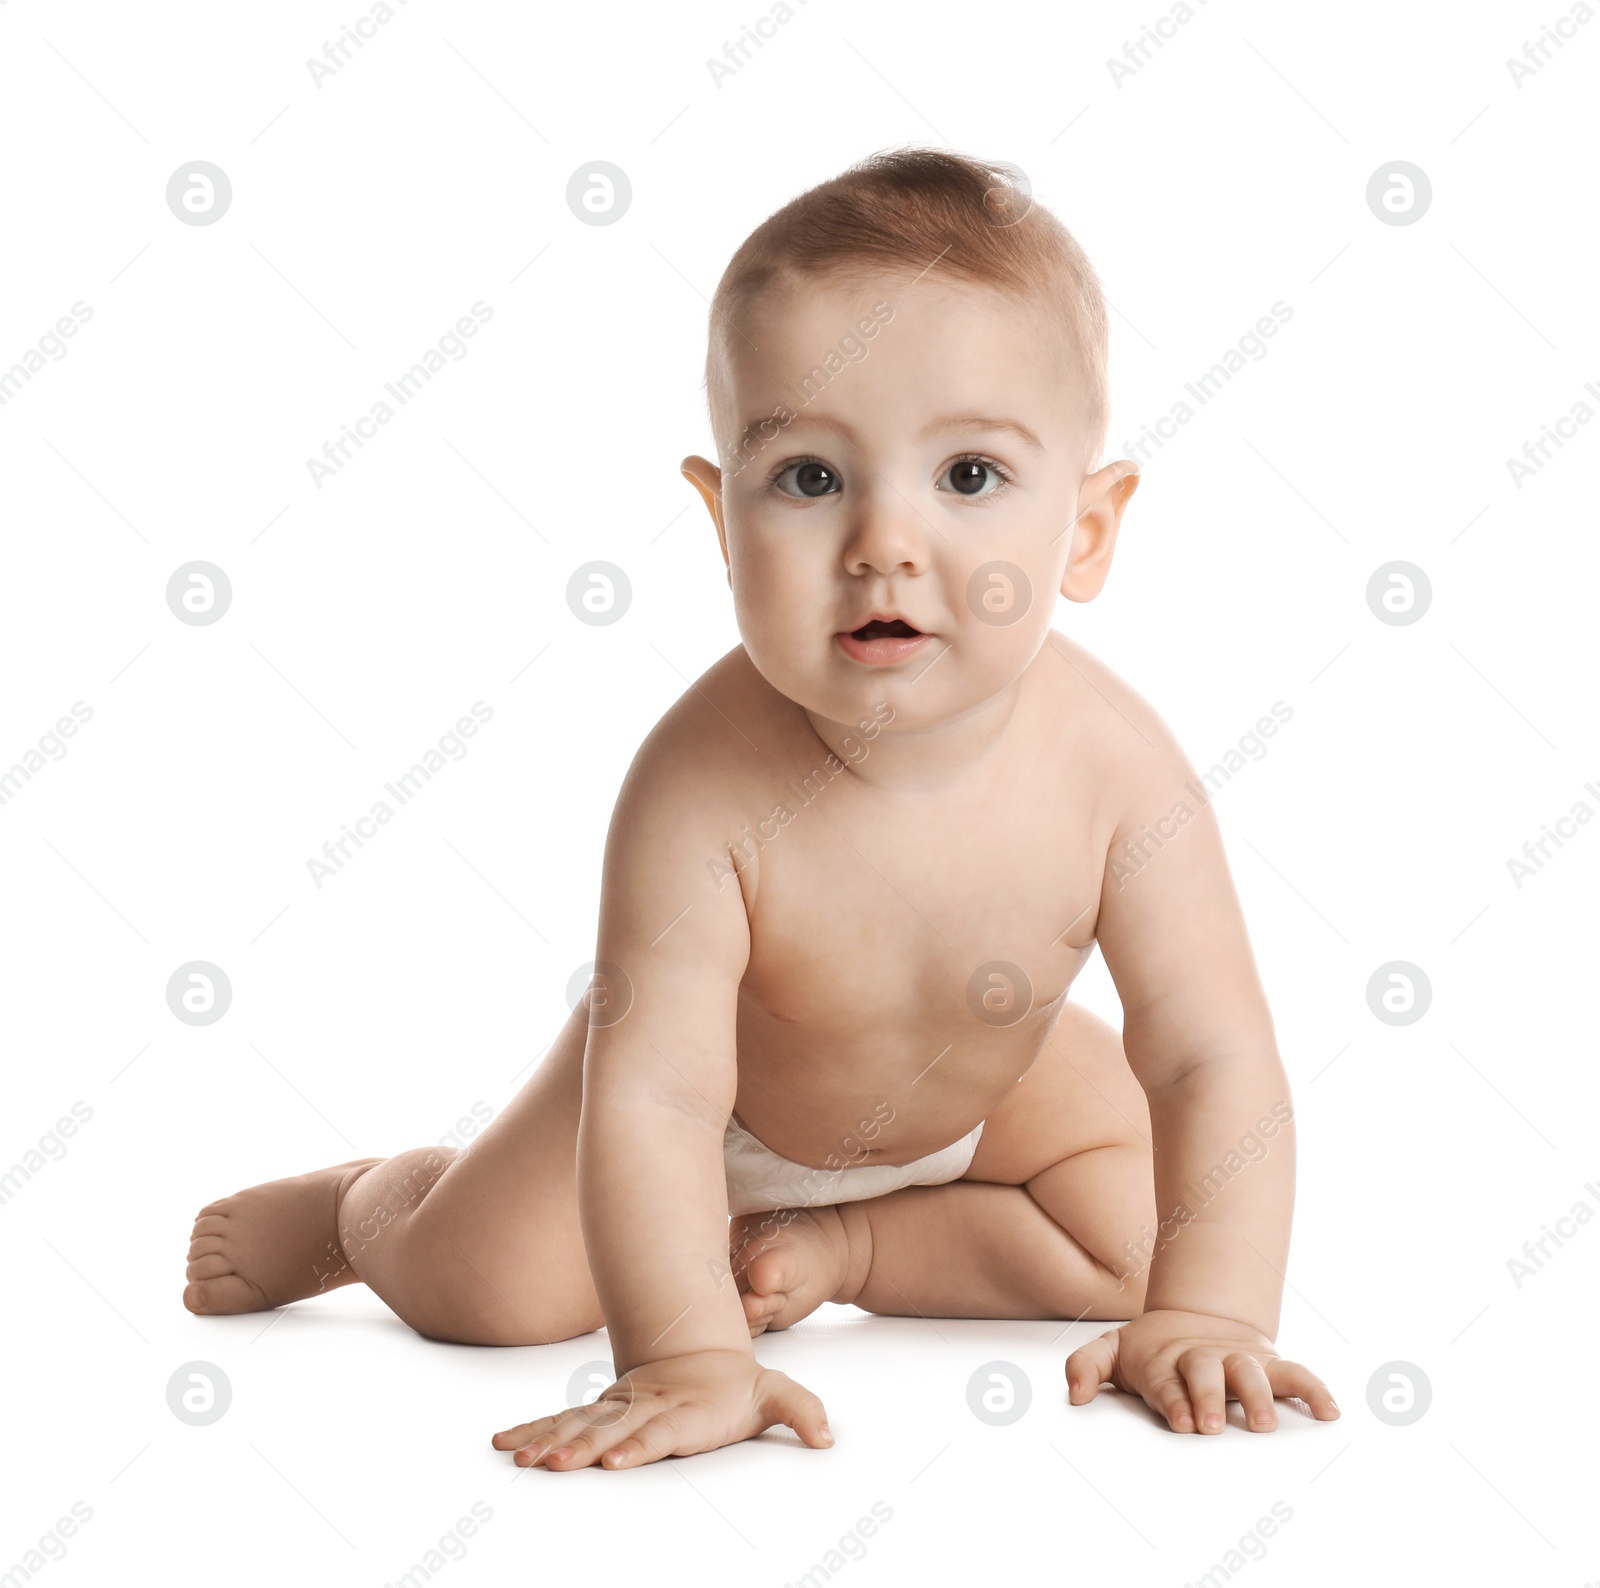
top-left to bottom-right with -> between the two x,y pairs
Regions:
730,1208 -> 850,1331
740,1286 -> 786,1335
744,1243 -> 803,1301
182,1233 -> 270,1315
183,1274 -> 267,1315
185,1252 -> 237,1281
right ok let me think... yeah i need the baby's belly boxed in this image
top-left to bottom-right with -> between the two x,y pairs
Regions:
729,995 -> 1067,1170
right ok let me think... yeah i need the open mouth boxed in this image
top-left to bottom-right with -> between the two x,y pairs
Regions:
837,615 -> 932,666
850,618 -> 921,641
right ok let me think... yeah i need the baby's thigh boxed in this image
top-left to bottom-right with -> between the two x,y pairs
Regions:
966,1002 -> 1150,1178
390,1001 -> 600,1343
964,1002 -> 1155,1270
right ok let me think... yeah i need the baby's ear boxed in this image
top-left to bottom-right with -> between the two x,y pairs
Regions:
1061,460 -> 1138,603
681,455 -> 731,580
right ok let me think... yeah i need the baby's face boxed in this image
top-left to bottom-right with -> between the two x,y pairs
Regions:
687,272 -> 1133,735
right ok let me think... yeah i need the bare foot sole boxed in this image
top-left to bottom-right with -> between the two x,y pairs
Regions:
184,1159 -> 383,1316
729,1205 -> 860,1336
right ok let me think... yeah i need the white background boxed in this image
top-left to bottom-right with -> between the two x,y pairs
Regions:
2,0 -> 1596,1583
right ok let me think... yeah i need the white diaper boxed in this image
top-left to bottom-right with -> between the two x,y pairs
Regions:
724,1111 -> 985,1217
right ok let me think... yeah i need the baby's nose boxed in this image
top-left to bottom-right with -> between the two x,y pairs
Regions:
843,502 -> 931,576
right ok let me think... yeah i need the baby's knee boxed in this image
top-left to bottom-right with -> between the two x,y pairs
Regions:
385,1144 -> 458,1205
338,1146 -> 457,1258
1029,1139 -> 1156,1297
415,1304 -> 603,1349
395,1248 -> 604,1344
383,1205 -> 603,1347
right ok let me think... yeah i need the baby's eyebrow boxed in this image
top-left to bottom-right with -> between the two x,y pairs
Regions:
923,414 -> 1045,450
731,411 -> 1044,456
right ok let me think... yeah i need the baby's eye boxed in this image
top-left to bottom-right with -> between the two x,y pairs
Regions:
940,457 -> 1008,497
773,459 -> 840,498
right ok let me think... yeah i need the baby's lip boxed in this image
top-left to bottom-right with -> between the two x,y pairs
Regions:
841,612 -> 927,639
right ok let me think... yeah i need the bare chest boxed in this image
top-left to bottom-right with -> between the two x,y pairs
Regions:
736,774 -> 1104,1042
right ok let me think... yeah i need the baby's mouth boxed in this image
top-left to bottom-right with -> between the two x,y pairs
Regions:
849,618 -> 921,641
836,615 -> 933,666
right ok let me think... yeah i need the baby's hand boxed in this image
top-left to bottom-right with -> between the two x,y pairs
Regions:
491,1348 -> 834,1471
1065,1309 -> 1339,1433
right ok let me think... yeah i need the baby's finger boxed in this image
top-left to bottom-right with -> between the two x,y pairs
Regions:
1065,1330 -> 1120,1405
1177,1349 -> 1227,1433
1145,1373 -> 1196,1433
1266,1358 -> 1340,1421
536,1400 -> 641,1471
761,1371 -> 834,1450
512,1412 -> 588,1467
538,1427 -> 629,1470
506,1393 -> 631,1466
491,1413 -> 561,1453
600,1411 -> 695,1469
1223,1352 -> 1277,1431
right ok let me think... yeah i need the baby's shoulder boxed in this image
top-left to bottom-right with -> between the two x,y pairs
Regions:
612,645 -> 798,826
1038,630 -> 1195,803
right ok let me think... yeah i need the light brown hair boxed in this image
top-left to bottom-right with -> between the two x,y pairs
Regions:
704,147 -> 1111,474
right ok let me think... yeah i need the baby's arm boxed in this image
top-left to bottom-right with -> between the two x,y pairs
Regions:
493,734 -> 832,1471
1066,726 -> 1339,1433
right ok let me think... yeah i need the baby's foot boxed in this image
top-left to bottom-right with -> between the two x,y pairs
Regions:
183,1159 -> 382,1315
729,1205 -> 865,1335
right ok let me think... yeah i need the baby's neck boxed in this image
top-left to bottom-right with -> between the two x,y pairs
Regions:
803,673 -> 1029,795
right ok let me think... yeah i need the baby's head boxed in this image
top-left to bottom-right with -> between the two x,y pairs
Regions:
682,148 -> 1138,734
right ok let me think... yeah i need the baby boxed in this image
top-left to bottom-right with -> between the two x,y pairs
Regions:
183,148 -> 1338,1469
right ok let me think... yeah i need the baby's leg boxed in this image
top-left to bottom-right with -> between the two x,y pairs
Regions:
734,1002 -> 1155,1331
183,1004 -> 603,1346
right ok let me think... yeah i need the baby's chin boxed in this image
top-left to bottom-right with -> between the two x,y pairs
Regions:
740,639 -> 970,733
736,639 -> 877,720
